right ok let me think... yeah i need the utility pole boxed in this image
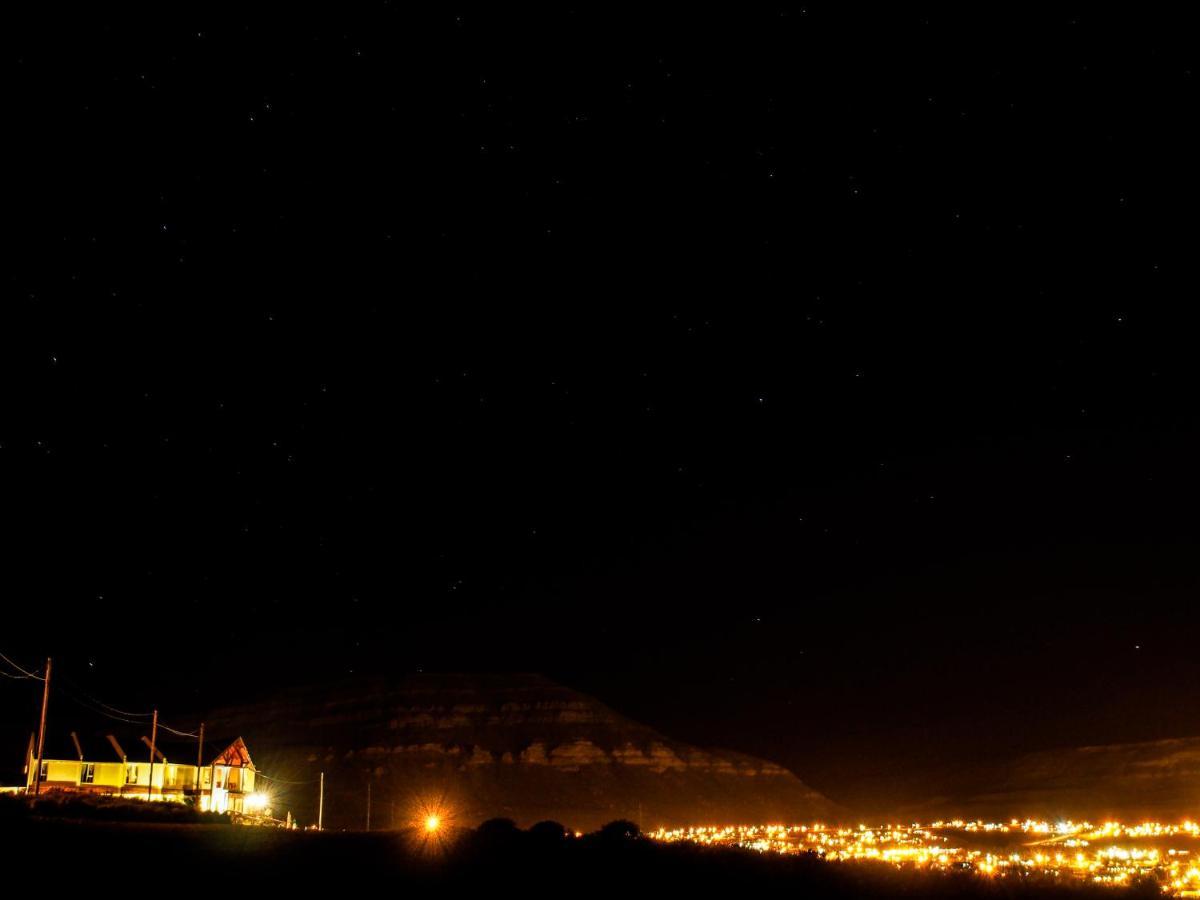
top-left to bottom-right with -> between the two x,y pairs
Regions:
318,771 -> 325,831
365,779 -> 372,832
195,722 -> 205,805
23,734 -> 34,781
32,657 -> 51,797
146,709 -> 158,802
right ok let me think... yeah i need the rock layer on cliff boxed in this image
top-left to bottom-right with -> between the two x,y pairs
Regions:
201,673 -> 838,831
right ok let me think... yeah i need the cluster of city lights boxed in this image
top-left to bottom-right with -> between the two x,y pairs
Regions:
649,820 -> 1200,894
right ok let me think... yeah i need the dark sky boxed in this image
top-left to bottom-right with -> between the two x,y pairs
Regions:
4,8 -> 1199,807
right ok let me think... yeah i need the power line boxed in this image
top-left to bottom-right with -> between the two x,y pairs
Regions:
0,650 -> 44,681
157,720 -> 196,739
58,686 -> 151,726
55,678 -> 197,738
36,670 -> 197,741
56,672 -> 152,718
91,699 -> 154,718
254,770 -> 318,785
7,653 -> 202,745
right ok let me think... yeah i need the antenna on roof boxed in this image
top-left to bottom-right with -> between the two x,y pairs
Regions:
106,733 -> 127,762
140,733 -> 165,762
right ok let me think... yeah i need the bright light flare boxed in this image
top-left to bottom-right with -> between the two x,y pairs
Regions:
404,795 -> 456,858
244,792 -> 269,812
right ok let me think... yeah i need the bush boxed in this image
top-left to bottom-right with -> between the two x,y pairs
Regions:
528,820 -> 568,844
596,819 -> 640,842
471,816 -> 521,851
25,793 -> 230,825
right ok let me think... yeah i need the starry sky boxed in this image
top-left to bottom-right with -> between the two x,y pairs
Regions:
4,8 -> 1200,806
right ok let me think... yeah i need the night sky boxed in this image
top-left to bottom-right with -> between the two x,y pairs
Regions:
4,8 -> 1199,807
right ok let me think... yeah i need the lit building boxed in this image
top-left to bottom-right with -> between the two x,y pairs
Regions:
25,730 -> 258,815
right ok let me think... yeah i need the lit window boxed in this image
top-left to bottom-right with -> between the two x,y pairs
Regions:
39,761 -> 48,781
126,764 -> 139,784
80,763 -> 95,784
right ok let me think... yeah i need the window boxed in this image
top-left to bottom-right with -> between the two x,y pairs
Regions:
125,764 -> 139,784
39,761 -> 48,781
168,765 -> 178,786
80,763 -> 95,784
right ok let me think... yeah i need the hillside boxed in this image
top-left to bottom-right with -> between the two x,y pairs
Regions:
201,673 -> 839,831
893,736 -> 1200,823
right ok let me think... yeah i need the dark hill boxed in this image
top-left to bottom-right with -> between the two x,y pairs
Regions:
201,673 -> 839,831
892,736 -> 1200,823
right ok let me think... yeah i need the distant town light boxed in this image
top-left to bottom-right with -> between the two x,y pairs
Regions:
649,819 -> 1200,890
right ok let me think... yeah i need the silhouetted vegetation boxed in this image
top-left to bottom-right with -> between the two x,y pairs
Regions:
596,818 -> 641,842
528,820 -> 569,844
0,810 -> 1165,899
0,792 -> 230,825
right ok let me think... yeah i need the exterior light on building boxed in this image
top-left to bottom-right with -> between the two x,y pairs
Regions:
245,792 -> 269,812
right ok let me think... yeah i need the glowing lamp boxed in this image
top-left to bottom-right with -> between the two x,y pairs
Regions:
245,792 -> 269,812
425,814 -> 441,833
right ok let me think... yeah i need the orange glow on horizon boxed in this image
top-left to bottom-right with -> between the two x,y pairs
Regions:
649,819 -> 1200,894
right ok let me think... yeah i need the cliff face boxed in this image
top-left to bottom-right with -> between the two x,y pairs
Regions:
202,673 -> 838,831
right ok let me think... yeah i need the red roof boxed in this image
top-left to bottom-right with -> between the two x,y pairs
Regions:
210,737 -> 253,768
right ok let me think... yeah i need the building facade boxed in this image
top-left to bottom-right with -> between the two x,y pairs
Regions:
27,734 -> 259,815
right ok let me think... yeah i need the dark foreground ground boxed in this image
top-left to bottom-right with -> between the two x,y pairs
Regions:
0,800 -> 1163,898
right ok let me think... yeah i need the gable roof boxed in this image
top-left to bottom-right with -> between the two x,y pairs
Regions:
210,737 -> 252,769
